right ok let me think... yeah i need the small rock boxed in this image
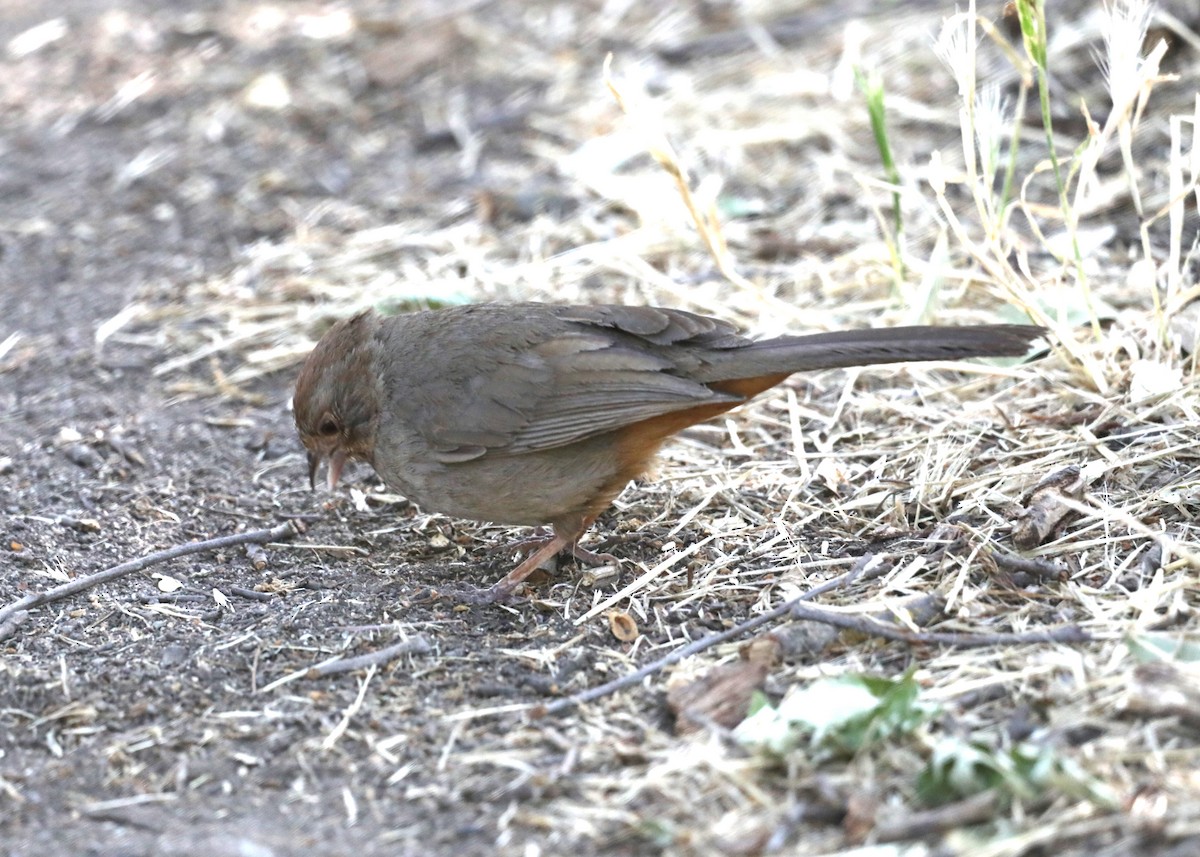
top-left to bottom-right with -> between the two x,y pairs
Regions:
63,443 -> 102,469
160,644 -> 189,668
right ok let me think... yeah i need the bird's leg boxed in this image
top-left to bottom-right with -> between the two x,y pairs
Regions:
501,518 -> 618,570
485,515 -> 617,601
486,529 -> 577,601
452,516 -> 617,603
504,528 -> 617,568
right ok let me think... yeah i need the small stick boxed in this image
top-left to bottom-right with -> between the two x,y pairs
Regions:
872,790 -> 999,843
989,549 -> 1067,580
321,664 -> 377,751
229,586 -> 273,602
258,635 -> 435,693
0,521 -> 300,637
0,611 -> 30,641
537,556 -> 1087,717
786,602 -> 1088,648
307,636 -> 434,678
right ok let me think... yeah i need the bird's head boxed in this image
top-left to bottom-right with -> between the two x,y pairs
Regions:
292,310 -> 381,490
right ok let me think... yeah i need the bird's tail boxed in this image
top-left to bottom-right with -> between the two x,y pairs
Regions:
696,324 -> 1044,384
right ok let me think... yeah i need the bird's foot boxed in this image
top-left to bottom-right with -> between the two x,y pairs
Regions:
504,529 -> 617,569
565,542 -> 618,568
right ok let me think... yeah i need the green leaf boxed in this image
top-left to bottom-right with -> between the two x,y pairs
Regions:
1127,632 -> 1200,664
735,669 -> 935,760
917,738 -> 1117,808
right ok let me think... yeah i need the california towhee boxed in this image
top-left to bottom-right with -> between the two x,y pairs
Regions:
293,303 -> 1042,600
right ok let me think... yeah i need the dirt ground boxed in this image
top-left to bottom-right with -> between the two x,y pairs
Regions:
3,1 -> 1200,855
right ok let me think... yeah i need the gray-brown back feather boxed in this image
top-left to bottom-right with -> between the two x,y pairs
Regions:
372,304 -> 1042,462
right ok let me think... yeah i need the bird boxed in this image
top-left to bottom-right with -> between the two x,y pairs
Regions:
293,302 -> 1043,600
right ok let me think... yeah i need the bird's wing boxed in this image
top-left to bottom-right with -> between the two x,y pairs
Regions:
410,305 -> 750,462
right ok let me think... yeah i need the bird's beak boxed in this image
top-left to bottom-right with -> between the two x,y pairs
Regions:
307,449 -> 321,490
307,448 -> 347,491
327,450 -> 347,492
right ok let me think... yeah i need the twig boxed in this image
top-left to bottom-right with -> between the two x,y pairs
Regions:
258,634 -> 436,694
137,593 -> 208,605
989,549 -> 1067,580
872,790 -> 1000,843
538,555 -> 890,717
0,610 -> 31,641
537,554 -> 1088,717
229,586 -> 273,602
0,521 -> 300,637
307,635 -> 434,678
786,602 -> 1088,648
321,664 -> 377,751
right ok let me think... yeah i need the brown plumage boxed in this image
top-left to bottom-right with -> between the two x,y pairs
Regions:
293,302 -> 1043,600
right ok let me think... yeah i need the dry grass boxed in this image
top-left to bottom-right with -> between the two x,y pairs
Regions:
105,0 -> 1200,852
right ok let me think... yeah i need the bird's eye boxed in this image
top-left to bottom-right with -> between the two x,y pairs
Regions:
318,417 -> 340,436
